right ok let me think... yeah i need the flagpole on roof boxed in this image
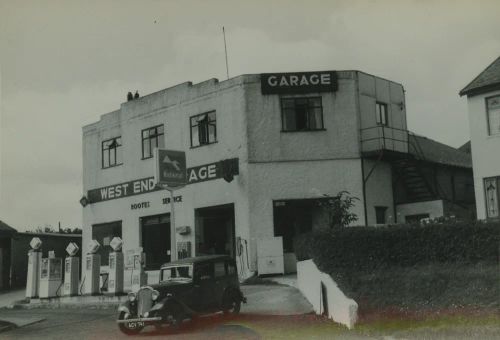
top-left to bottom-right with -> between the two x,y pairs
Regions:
223,26 -> 229,80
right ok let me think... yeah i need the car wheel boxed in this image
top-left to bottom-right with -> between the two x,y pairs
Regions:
117,311 -> 143,335
222,292 -> 241,315
164,303 -> 184,331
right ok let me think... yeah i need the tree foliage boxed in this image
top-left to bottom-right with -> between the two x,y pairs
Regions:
318,191 -> 359,229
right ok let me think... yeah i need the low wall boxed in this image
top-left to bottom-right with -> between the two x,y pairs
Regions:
297,259 -> 357,329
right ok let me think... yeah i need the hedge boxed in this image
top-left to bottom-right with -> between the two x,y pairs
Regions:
294,221 -> 500,272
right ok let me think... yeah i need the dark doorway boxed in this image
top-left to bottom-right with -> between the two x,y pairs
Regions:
273,200 -> 315,253
140,214 -> 170,270
195,204 -> 235,258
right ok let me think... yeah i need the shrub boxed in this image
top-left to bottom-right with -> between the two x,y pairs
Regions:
294,221 -> 500,271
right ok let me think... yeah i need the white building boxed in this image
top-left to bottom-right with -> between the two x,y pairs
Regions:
460,56 -> 500,220
82,70 -> 474,284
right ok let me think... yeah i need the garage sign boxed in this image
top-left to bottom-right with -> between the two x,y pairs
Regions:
87,158 -> 239,204
261,71 -> 337,94
155,149 -> 187,188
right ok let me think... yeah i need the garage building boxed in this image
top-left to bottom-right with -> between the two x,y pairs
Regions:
82,70 -> 474,282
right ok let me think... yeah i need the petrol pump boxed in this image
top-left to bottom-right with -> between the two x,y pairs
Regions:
83,240 -> 101,295
39,251 -> 63,298
108,237 -> 124,295
26,237 -> 42,299
130,247 -> 147,291
63,242 -> 80,296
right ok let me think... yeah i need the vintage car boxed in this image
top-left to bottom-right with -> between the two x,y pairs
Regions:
116,255 -> 246,335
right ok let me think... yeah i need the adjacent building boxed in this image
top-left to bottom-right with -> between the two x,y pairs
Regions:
82,70 -> 474,281
460,56 -> 500,220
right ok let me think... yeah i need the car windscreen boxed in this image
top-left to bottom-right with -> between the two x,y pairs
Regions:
160,265 -> 193,282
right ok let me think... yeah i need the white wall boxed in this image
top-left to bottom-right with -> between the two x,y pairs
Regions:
297,259 -> 358,329
364,160 -> 395,225
247,159 -> 365,271
466,90 -> 500,219
396,199 -> 444,222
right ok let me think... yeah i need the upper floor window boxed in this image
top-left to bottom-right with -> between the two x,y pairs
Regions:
376,102 -> 388,126
142,124 -> 164,159
486,95 -> 500,135
190,111 -> 217,147
102,137 -> 123,168
281,97 -> 324,132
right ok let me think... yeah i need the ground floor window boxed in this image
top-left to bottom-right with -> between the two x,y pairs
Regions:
92,221 -> 122,266
484,177 -> 500,218
141,214 -> 170,270
273,200 -> 316,253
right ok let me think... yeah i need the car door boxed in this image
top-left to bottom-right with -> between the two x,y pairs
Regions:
213,261 -> 228,305
192,262 -> 216,311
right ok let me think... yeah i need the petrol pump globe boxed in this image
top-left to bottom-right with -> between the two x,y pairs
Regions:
66,242 -> 79,257
30,237 -> 42,250
87,240 -> 101,254
110,237 -> 123,252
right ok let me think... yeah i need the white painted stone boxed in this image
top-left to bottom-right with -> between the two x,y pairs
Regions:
297,259 -> 358,329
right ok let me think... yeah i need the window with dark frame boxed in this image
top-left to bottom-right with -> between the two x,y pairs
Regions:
102,137 -> 123,168
486,95 -> 500,136
281,97 -> 324,132
190,111 -> 217,147
141,124 -> 164,159
376,102 -> 389,126
484,177 -> 500,219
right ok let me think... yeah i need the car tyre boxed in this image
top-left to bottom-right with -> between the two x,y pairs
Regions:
117,311 -> 143,335
155,304 -> 184,332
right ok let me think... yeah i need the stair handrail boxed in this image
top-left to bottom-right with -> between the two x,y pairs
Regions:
407,131 -> 468,210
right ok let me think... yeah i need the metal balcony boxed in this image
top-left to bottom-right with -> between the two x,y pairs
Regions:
360,126 -> 409,158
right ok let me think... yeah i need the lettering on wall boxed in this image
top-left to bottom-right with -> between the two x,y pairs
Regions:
162,196 -> 183,204
261,71 -> 337,95
87,158 -> 238,204
131,201 -> 150,210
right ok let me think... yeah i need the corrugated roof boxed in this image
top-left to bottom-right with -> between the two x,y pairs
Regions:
408,134 -> 472,168
458,141 -> 471,154
0,220 -> 18,235
460,56 -> 500,96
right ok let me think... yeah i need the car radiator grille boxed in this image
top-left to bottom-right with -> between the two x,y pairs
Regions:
137,288 -> 153,317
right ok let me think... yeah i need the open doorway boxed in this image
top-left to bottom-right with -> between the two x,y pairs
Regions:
273,199 -> 327,273
140,214 -> 170,270
195,204 -> 235,258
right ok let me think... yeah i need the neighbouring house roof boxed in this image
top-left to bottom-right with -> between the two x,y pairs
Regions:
459,56 -> 500,97
408,134 -> 472,169
458,141 -> 471,154
0,220 -> 18,235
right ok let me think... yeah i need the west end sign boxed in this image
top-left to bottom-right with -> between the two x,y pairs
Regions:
261,71 -> 338,94
87,158 -> 239,204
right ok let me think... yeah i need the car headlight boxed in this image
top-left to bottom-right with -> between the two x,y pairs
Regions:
128,292 -> 136,302
152,290 -> 160,301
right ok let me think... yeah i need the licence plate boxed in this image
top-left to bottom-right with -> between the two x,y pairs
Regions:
127,321 -> 145,329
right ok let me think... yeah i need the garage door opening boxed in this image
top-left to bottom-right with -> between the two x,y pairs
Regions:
195,204 -> 235,258
140,214 -> 170,270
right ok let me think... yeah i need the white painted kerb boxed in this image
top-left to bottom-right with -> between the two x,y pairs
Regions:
297,259 -> 358,329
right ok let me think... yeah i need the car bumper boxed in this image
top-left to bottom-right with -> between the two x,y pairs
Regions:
116,316 -> 162,324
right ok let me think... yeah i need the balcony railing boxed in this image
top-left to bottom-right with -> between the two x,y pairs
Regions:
360,126 -> 409,155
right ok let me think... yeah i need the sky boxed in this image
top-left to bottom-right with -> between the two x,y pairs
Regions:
1,0 -> 499,231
